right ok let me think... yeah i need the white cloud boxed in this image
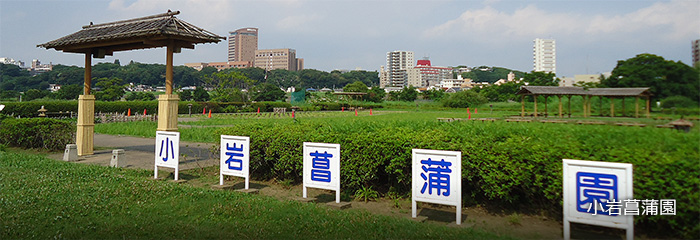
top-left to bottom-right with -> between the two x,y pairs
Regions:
424,0 -> 699,42
107,0 -> 232,28
275,14 -> 323,32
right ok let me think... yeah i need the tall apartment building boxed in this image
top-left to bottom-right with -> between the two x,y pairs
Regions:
693,39 -> 699,67
382,50 -> 414,87
228,28 -> 258,63
253,48 -> 303,71
533,38 -> 556,74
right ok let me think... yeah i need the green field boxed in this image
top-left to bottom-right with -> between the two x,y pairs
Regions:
91,108 -> 700,238
0,151 -> 508,239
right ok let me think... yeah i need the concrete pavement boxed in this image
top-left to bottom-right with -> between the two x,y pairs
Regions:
48,133 -> 217,171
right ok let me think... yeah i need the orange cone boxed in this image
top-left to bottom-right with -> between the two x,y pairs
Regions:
208,109 -> 212,118
128,108 -> 131,116
355,109 -> 358,116
475,108 -> 478,114
342,107 -> 345,112
143,109 -> 147,115
370,108 -> 373,116
203,107 -> 206,115
257,107 -> 260,114
468,112 -> 471,120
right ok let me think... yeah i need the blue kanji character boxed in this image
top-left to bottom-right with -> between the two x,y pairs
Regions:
158,137 -> 175,162
576,172 -> 618,215
310,150 -> 332,182
225,143 -> 244,171
420,158 -> 452,196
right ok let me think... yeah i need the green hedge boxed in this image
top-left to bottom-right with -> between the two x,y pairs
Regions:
0,118 -> 75,151
215,120 -> 699,238
0,101 -> 294,116
310,102 -> 383,111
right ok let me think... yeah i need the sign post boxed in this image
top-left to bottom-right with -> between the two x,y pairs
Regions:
154,131 -> 180,180
220,135 -> 250,189
412,149 -> 462,225
563,159 -> 633,240
303,142 -> 341,203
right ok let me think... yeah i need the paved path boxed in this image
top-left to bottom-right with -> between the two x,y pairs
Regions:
49,134 -> 217,171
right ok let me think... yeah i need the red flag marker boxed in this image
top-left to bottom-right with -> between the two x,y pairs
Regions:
342,107 -> 345,112
467,107 -> 470,113
143,109 -> 147,115
468,112 -> 471,120
257,107 -> 260,114
208,109 -> 212,118
292,111 -> 295,118
203,107 -> 206,115
475,108 -> 478,114
370,108 -> 373,116
127,108 -> 131,116
355,109 -> 358,116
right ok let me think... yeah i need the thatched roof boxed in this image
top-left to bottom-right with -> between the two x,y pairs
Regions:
37,10 -> 224,54
516,86 -> 587,95
517,86 -> 652,97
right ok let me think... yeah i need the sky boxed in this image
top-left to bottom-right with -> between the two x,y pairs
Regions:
1,0 -> 698,78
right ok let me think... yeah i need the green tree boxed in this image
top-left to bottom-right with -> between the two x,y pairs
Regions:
252,83 -> 286,102
343,81 -> 369,93
193,88 -> 210,101
523,71 -> 559,86
53,84 -> 82,100
180,89 -> 193,101
421,88 -> 446,100
601,53 -> 699,102
395,86 -> 418,102
441,90 -> 487,108
23,89 -> 49,101
204,71 -> 253,102
365,87 -> 386,103
94,77 -> 126,101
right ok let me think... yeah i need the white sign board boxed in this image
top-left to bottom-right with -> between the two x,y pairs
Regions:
303,142 -> 341,203
154,131 -> 180,180
220,135 -> 250,189
563,159 -> 633,240
412,149 -> 462,225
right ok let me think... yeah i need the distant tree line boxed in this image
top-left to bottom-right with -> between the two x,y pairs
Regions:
0,60 -> 379,102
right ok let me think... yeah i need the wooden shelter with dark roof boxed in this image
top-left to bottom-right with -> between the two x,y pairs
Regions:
516,86 -> 652,119
38,11 -> 224,156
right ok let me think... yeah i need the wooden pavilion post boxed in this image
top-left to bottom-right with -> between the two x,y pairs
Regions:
76,51 -> 95,156
157,43 -> 179,132
635,97 -> 640,118
646,96 -> 651,118
567,95 -> 572,118
558,95 -> 563,118
544,95 -> 549,118
521,95 -> 525,117
533,95 -> 538,118
610,97 -> 615,118
582,96 -> 587,118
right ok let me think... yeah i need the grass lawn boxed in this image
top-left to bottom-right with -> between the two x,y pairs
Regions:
0,151 -> 509,239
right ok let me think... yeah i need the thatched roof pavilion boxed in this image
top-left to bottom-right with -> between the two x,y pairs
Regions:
37,11 -> 224,156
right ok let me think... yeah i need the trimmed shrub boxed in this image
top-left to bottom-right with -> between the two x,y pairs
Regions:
661,96 -> 697,108
0,118 -> 75,151
215,120 -> 699,238
441,91 -> 488,108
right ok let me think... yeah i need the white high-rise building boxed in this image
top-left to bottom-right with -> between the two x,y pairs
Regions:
383,50 -> 414,87
533,38 -> 556,74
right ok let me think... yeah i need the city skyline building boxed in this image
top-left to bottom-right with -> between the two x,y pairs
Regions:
228,28 -> 258,63
414,59 -> 452,87
253,48 -> 303,71
693,39 -> 699,67
533,38 -> 556,74
382,50 -> 414,87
